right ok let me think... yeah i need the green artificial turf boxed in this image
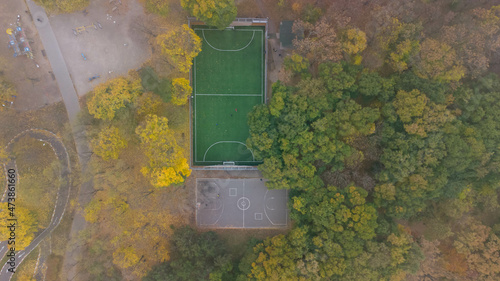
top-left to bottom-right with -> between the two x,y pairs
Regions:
192,26 -> 264,165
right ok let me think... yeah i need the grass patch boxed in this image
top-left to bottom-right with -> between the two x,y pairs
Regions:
12,136 -> 60,229
45,254 -> 63,281
140,67 -> 172,102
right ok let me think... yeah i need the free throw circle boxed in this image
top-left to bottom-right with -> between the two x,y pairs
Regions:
237,197 -> 250,211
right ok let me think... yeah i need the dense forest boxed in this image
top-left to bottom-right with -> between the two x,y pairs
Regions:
60,0 -> 500,280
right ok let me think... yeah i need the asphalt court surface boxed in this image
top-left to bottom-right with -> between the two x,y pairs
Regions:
196,178 -> 288,228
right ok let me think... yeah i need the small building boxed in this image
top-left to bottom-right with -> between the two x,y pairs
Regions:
278,20 -> 303,49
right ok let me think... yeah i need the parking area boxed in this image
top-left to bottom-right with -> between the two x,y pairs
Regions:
196,178 -> 288,228
49,0 -> 150,96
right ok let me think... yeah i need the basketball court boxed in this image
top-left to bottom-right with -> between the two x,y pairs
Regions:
196,178 -> 288,228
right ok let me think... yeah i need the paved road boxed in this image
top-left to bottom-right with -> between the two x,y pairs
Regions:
0,1 -> 95,280
0,130 -> 71,281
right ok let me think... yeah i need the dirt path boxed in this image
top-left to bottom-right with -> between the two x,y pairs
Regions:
21,1 -> 95,280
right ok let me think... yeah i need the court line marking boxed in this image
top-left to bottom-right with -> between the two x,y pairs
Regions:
193,28 -> 265,163
202,141 -> 256,162
202,30 -> 256,52
196,179 -> 225,226
195,94 -> 262,96
196,178 -> 288,228
241,181 -> 243,228
264,190 -> 288,226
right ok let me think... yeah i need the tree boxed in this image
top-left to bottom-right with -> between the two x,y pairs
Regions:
88,77 -> 142,120
156,24 -> 202,73
341,28 -> 367,64
83,157 -> 183,279
441,5 -> 500,77
0,203 -> 37,251
454,222 -> 500,279
318,62 -> 359,100
378,18 -> 422,72
170,78 -> 192,106
293,19 -> 342,64
357,72 -> 395,102
330,100 -> 379,138
393,89 -> 454,137
283,53 -> 309,75
135,92 -> 166,120
135,114 -> 191,188
249,227 -> 313,281
246,82 -> 354,190
414,38 -> 465,83
181,0 -> 237,30
143,226 -> 233,281
90,126 -> 127,160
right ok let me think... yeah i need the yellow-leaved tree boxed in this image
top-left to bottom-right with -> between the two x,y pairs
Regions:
88,77 -> 142,120
341,28 -> 367,64
378,18 -> 422,72
135,114 -> 191,187
156,24 -> 202,73
0,203 -> 37,251
393,89 -> 454,137
171,78 -> 192,105
181,0 -> 237,30
90,126 -> 127,160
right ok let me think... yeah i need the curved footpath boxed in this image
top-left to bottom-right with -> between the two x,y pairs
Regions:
0,130 -> 71,280
0,0 -> 95,280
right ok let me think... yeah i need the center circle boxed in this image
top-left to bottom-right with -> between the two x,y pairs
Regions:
237,197 -> 250,211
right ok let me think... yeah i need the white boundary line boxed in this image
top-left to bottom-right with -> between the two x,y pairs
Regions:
195,94 -> 262,96
199,160 -> 262,163
202,30 -> 256,52
261,29 -> 263,104
242,180 -> 245,228
193,27 -> 265,164
202,141 -> 255,162
196,178 -> 288,228
196,178 -> 225,226
264,190 -> 288,226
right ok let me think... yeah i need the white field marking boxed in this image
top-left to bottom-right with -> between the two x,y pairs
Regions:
202,30 -> 257,52
202,141 -> 255,162
194,56 -> 197,161
193,28 -> 265,162
0,246 -> 4,252
194,94 -> 262,96
196,178 -> 224,227
260,29 -> 265,103
242,180 -> 245,228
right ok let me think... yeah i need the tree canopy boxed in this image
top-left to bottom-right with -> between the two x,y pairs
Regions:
135,114 -> 191,188
181,0 -> 237,30
87,77 -> 141,120
156,24 -> 202,73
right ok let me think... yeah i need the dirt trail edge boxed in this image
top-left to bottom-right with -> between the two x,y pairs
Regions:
0,130 -> 71,281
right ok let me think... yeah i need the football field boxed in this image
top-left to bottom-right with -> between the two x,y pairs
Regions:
192,26 -> 265,166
